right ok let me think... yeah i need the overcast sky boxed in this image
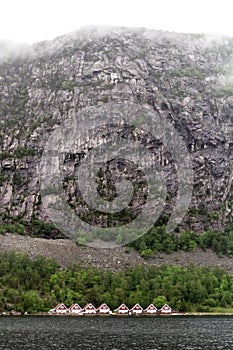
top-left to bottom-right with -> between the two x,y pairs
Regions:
1,0 -> 233,43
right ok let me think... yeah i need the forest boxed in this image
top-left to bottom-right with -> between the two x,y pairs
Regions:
1,251 -> 233,314
128,223 -> 233,257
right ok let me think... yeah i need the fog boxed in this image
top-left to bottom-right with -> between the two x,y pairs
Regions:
0,0 -> 233,44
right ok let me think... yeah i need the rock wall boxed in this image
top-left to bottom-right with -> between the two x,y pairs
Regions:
0,27 -> 233,235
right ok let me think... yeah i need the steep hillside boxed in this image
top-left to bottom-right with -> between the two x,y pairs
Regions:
1,26 -> 233,248
1,233 -> 233,273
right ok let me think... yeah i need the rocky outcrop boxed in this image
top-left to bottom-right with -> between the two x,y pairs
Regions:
0,27 -> 233,237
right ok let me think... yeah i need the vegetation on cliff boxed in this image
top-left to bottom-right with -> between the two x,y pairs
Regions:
1,219 -> 233,258
129,223 -> 233,257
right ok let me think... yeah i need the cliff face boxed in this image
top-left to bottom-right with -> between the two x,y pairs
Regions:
0,27 -> 233,238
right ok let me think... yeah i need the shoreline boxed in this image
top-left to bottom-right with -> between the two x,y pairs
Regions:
2,312 -> 233,317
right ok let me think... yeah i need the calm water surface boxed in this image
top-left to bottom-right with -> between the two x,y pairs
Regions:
0,316 -> 233,349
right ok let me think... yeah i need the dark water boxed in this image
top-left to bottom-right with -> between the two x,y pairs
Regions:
0,316 -> 233,349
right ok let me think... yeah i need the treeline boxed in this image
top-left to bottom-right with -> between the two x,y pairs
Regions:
1,218 -> 233,257
0,217 -> 63,239
1,252 -> 233,313
129,224 -> 233,257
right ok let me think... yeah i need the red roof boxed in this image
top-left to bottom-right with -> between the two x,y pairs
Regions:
144,303 -> 158,312
69,303 -> 82,311
114,303 -> 129,312
130,303 -> 143,311
54,303 -> 68,311
97,303 -> 111,311
159,304 -> 172,312
83,303 -> 96,311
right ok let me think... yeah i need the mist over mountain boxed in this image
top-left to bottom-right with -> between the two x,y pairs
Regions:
1,26 -> 233,245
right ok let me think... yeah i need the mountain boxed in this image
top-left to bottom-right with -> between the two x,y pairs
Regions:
0,26 -> 233,248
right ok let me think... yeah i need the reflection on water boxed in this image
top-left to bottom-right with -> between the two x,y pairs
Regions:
0,316 -> 233,349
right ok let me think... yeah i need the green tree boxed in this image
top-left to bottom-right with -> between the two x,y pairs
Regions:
22,291 -> 44,313
220,291 -> 232,307
153,295 -> 167,308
